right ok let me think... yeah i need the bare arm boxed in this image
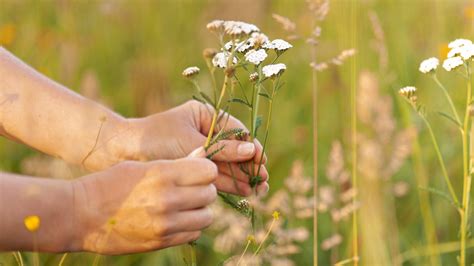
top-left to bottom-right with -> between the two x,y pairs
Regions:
0,150 -> 217,254
0,172 -> 78,252
0,47 -> 132,170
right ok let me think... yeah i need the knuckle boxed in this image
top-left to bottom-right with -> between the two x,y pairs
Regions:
156,194 -> 174,213
154,218 -> 172,237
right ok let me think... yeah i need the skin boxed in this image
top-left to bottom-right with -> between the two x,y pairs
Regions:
0,47 -> 268,254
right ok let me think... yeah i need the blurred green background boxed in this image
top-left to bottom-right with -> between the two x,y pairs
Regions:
1,0 -> 474,265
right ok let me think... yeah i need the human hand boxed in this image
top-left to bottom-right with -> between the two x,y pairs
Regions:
72,154 -> 218,255
121,100 -> 269,196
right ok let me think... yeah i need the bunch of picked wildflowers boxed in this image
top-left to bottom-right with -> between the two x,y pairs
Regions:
183,19 -> 291,212
182,19 -> 291,264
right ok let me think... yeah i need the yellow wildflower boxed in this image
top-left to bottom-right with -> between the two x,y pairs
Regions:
272,210 -> 280,220
24,215 -> 40,232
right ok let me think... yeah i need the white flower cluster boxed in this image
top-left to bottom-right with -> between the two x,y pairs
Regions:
418,57 -> 439,74
262,63 -> 286,78
244,49 -> 268,65
206,20 -> 259,36
262,39 -> 293,51
182,66 -> 200,78
206,20 -> 292,72
398,86 -> 417,99
212,52 -> 237,69
418,38 -> 474,73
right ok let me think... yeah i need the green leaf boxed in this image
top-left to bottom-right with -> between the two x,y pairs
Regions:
275,81 -> 285,92
419,186 -> 460,209
208,128 -> 245,148
218,192 -> 251,217
199,91 -> 215,106
192,95 -> 206,104
437,111 -> 461,127
258,92 -> 272,100
215,105 -> 230,126
229,98 -> 251,108
206,145 -> 225,159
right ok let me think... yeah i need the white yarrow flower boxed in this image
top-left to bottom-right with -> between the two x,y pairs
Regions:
272,39 -> 293,51
262,63 -> 287,78
245,49 -> 268,65
223,21 -> 259,36
263,39 -> 293,51
212,52 -> 237,68
459,44 -> 474,60
418,57 -> 439,73
448,38 -> 472,49
206,20 -> 225,32
182,66 -> 200,78
443,56 -> 464,71
398,86 -> 417,102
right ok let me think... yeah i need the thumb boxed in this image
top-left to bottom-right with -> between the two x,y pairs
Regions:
187,146 -> 207,158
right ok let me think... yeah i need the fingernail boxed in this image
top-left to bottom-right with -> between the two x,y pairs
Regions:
188,146 -> 206,158
238,143 -> 255,156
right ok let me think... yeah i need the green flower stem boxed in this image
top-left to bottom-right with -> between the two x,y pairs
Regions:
433,75 -> 462,125
256,80 -> 277,178
190,243 -> 197,266
419,113 -> 459,206
460,64 -> 472,266
205,74 -> 229,148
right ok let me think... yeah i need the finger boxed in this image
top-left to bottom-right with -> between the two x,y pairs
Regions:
148,158 -> 217,186
216,162 -> 269,183
207,140 -> 255,162
256,181 -> 269,196
188,146 -> 206,158
253,138 -> 267,164
175,184 -> 217,211
214,174 -> 253,196
156,231 -> 202,249
156,207 -> 213,235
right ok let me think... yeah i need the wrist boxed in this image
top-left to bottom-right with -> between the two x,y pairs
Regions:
69,179 -> 88,252
83,115 -> 141,170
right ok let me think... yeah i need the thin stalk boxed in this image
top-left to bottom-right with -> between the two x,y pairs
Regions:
419,114 -> 460,205
334,257 -> 359,266
399,239 -> 474,263
256,80 -> 276,178
350,2 -> 359,265
205,75 -> 229,148
58,253 -> 68,266
460,65 -> 472,266
236,239 -> 252,266
190,244 -> 197,266
12,252 -> 21,266
309,13 -> 319,266
433,75 -> 461,125
253,218 -> 277,256
311,63 -> 319,266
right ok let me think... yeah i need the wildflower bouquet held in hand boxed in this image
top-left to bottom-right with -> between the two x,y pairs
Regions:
181,19 -> 291,263
182,19 -> 291,218
399,38 -> 474,266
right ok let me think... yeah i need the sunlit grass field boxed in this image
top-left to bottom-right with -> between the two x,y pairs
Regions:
1,0 -> 474,265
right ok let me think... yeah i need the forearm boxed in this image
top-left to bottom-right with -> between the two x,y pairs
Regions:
0,47 -> 136,170
0,172 -> 80,252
